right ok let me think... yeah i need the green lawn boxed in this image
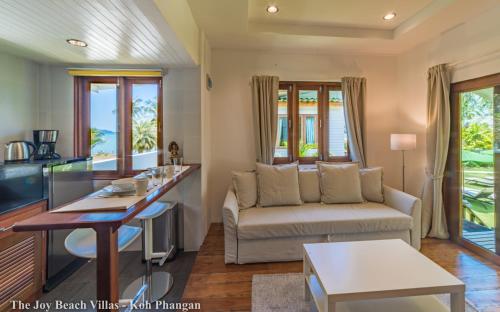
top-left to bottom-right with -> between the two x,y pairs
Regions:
462,166 -> 495,229
461,149 -> 495,228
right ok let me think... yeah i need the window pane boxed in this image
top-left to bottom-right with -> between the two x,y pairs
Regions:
298,90 -> 319,157
274,89 -> 288,158
460,87 -> 496,253
132,83 -> 159,170
328,90 -> 347,157
90,83 -> 118,171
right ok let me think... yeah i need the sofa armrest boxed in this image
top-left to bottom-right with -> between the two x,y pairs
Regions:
223,189 -> 239,263
383,185 -> 422,250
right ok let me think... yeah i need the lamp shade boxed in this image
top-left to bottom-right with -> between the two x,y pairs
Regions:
390,134 -> 416,151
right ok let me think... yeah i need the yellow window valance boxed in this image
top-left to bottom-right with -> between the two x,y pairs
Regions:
67,69 -> 163,77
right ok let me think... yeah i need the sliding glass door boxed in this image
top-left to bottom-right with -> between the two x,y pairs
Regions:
450,74 -> 500,259
460,88 -> 496,252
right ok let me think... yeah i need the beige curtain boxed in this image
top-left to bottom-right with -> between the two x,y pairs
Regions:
251,76 -> 279,164
342,77 -> 367,168
421,64 -> 450,239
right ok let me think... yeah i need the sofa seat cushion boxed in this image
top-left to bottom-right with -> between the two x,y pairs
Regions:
237,203 -> 413,240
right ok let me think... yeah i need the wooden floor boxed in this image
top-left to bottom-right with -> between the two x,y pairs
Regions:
182,223 -> 500,312
38,251 -> 197,311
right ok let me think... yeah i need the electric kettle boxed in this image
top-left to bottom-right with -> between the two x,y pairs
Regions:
4,141 -> 37,162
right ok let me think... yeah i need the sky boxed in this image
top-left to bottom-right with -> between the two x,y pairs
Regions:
90,83 -> 158,132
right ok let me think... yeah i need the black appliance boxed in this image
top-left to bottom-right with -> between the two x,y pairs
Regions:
33,130 -> 61,160
0,163 -> 44,215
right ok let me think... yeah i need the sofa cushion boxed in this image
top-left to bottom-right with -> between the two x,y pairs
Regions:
256,163 -> 302,207
298,170 -> 321,203
318,163 -> 364,204
237,202 -> 412,240
360,167 -> 384,203
232,171 -> 257,209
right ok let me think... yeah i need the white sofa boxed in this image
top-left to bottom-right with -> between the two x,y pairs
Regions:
223,170 -> 421,264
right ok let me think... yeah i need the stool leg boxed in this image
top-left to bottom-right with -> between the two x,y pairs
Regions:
144,218 -> 154,303
122,218 -> 173,302
146,259 -> 153,303
141,220 -> 146,262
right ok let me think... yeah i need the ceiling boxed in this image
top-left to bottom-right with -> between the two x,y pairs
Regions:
0,0 -> 498,65
188,0 -> 500,54
0,0 -> 194,66
248,0 -> 434,30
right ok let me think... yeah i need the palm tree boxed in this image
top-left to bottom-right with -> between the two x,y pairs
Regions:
133,120 -> 157,154
131,97 -> 158,154
90,128 -> 105,149
133,98 -> 157,119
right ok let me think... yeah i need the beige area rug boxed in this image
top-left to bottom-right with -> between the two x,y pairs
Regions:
252,273 -> 483,312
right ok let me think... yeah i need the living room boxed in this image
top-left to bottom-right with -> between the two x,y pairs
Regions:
0,0 -> 499,311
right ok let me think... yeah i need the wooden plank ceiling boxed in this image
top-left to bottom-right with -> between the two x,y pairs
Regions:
0,0 -> 194,66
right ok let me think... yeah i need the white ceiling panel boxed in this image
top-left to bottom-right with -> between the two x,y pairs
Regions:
248,0 -> 434,29
0,0 -> 195,66
188,0 -> 500,54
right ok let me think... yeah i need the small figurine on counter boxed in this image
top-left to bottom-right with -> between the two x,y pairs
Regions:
168,141 -> 180,164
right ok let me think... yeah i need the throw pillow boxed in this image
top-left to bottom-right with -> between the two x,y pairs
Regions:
360,167 -> 384,203
232,171 -> 257,209
256,162 -> 302,207
298,169 -> 321,203
318,163 -> 364,204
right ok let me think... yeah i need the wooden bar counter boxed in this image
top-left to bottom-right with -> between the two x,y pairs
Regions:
13,164 -> 200,312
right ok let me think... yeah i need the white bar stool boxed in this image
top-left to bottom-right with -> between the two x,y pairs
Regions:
64,225 -> 145,308
122,201 -> 176,303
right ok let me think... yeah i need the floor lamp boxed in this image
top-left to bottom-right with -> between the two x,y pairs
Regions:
390,134 -> 416,192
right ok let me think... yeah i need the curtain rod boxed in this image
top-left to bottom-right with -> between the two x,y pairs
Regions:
66,68 -> 166,77
66,67 -> 165,72
447,48 -> 500,68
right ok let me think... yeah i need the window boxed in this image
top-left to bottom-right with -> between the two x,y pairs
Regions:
328,89 -> 347,158
274,88 -> 292,159
75,76 -> 163,178
274,82 -> 348,164
448,73 -> 500,258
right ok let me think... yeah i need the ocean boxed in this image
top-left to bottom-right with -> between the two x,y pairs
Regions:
92,131 -> 117,155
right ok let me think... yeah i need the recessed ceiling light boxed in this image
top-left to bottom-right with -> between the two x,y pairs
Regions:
266,5 -> 279,14
66,39 -> 88,47
383,12 -> 396,20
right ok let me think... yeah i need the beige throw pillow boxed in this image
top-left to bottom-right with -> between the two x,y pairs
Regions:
232,171 -> 257,209
298,170 -> 321,203
256,163 -> 302,207
318,163 -> 364,204
360,167 -> 384,203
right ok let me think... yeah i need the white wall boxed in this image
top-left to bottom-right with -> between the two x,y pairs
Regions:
162,66 -> 203,251
396,5 -> 500,197
164,68 -> 201,164
200,32 -> 212,238
38,65 -> 74,157
207,49 -> 401,222
0,51 -> 39,161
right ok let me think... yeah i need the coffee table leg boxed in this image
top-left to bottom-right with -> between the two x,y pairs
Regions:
327,299 -> 336,312
450,291 -> 465,312
303,253 -> 311,301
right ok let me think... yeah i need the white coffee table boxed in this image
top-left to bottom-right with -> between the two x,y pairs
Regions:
303,239 -> 465,312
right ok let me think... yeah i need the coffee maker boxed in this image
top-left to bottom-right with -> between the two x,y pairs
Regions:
33,130 -> 61,160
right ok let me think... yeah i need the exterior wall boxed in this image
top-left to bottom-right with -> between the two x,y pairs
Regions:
329,102 -> 346,157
